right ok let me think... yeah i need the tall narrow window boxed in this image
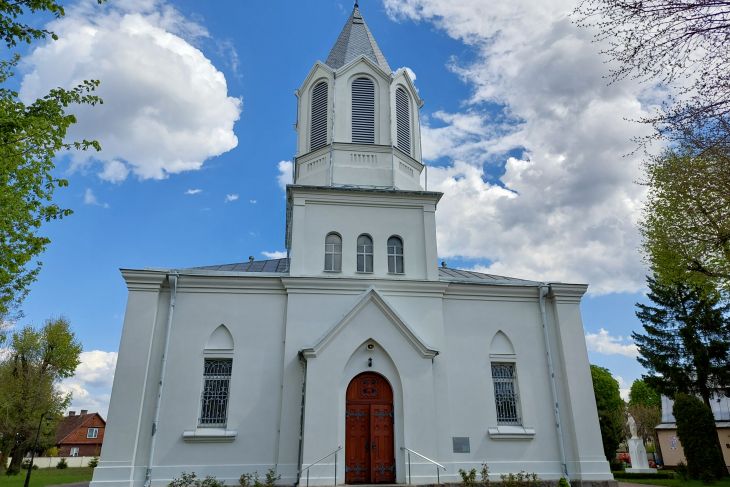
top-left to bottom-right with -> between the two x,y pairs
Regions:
352,77 -> 375,144
396,87 -> 411,154
199,358 -> 233,427
491,363 -> 521,425
310,81 -> 328,151
387,236 -> 404,274
324,233 -> 342,272
87,428 -> 99,439
356,234 -> 374,273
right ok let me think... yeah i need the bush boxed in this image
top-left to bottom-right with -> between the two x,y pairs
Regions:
459,468 -> 477,487
263,468 -> 280,487
88,457 -> 99,469
239,468 -> 279,487
675,461 -> 689,481
673,393 -> 726,481
557,479 -> 570,487
21,460 -> 38,470
169,472 -> 226,487
480,463 -> 490,486
499,471 -> 541,487
56,458 -> 68,469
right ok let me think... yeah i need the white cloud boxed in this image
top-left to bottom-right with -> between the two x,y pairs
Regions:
585,328 -> 639,358
277,160 -> 293,190
384,0 -> 660,294
185,188 -> 202,195
403,66 -> 417,81
99,159 -> 129,183
83,188 -> 109,208
19,0 -> 242,182
59,350 -> 118,418
261,250 -> 287,259
616,375 -> 631,402
249,199 -> 257,204
225,193 -> 239,202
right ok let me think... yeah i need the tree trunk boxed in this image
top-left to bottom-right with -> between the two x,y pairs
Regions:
0,449 -> 7,474
701,393 -> 727,478
6,443 -> 25,475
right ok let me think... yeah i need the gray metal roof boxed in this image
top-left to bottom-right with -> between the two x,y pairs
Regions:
192,258 -> 289,273
188,258 -> 539,285
325,4 -> 391,73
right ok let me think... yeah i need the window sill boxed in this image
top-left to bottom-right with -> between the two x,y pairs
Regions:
355,271 -> 374,274
487,425 -> 535,440
182,428 -> 237,443
323,270 -> 341,274
387,272 -> 405,276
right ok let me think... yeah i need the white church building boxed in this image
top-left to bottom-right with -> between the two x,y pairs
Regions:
91,5 -> 614,487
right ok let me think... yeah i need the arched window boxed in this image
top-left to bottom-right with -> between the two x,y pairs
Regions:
199,325 -> 234,427
351,77 -> 375,144
489,331 -> 522,426
324,233 -> 342,272
356,234 -> 373,273
395,87 -> 411,154
387,236 -> 404,274
310,81 -> 328,151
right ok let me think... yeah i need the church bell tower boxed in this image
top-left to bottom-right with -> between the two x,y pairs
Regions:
286,3 -> 440,280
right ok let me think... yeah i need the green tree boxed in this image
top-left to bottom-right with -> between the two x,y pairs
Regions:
590,365 -> 624,462
640,146 -> 730,292
0,317 -> 81,474
0,0 -> 102,321
628,379 -> 661,409
673,393 -> 726,481
633,276 -> 730,408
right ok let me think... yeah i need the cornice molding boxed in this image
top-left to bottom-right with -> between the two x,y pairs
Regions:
121,269 -> 167,292
281,277 -> 447,296
443,283 -> 540,302
548,283 -> 588,303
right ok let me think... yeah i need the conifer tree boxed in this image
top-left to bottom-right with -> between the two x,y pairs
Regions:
633,275 -> 730,408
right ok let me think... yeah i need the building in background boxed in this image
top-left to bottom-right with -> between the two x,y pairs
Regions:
56,410 -> 106,457
656,394 -> 730,469
91,4 -> 613,486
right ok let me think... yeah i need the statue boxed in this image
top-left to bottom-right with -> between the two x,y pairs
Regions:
625,413 -> 656,473
627,414 -> 638,439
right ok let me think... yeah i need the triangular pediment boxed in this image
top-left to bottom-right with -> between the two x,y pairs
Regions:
300,287 -> 437,359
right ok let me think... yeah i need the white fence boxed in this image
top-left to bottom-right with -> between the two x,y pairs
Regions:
6,456 -> 96,469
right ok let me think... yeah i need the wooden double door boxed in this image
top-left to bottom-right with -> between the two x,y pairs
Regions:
345,372 -> 395,484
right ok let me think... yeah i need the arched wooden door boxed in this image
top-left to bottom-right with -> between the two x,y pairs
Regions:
345,372 -> 395,484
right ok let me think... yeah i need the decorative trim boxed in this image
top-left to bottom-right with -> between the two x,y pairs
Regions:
549,283 -> 589,303
182,428 -> 237,443
300,286 -> 438,359
487,425 -> 536,440
121,270 -> 167,292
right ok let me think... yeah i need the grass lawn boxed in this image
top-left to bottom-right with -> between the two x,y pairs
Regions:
621,478 -> 730,487
0,467 -> 93,487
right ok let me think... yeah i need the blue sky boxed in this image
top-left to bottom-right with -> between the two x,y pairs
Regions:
11,0 -> 655,413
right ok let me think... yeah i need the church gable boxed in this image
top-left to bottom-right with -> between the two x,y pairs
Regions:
300,287 -> 437,359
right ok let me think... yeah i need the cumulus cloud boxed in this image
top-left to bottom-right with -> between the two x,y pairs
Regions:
83,188 -> 109,208
585,328 -> 639,358
225,193 -> 239,202
185,188 -> 202,195
277,160 -> 293,189
59,350 -> 118,418
384,0 -> 659,293
262,250 -> 287,259
19,0 -> 242,182
615,375 -> 631,402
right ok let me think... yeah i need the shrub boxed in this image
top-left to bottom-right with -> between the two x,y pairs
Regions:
56,458 -> 68,469
200,476 -> 225,487
170,472 -> 200,487
21,460 -> 38,470
557,479 -> 570,487
239,472 -> 256,487
499,471 -> 541,487
480,463 -> 490,486
88,457 -> 99,469
459,468 -> 477,487
264,468 -> 280,487
46,447 -> 59,457
675,461 -> 689,481
673,393 -> 726,481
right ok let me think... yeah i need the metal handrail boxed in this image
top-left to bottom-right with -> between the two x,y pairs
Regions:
401,447 -> 446,485
300,445 -> 342,487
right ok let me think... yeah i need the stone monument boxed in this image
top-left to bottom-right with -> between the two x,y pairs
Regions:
625,414 -> 657,473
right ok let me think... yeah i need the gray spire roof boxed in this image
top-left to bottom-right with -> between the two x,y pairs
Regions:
325,4 -> 391,73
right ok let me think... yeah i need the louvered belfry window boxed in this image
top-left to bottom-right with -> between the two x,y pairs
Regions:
491,363 -> 521,425
199,358 -> 232,427
396,87 -> 411,154
352,77 -> 375,144
310,81 -> 328,151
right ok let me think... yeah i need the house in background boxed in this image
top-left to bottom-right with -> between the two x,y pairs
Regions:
56,410 -> 106,457
656,394 -> 730,469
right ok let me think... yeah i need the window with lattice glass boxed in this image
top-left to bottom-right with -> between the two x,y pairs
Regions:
199,358 -> 233,427
324,233 -> 342,271
387,236 -> 404,274
356,234 -> 373,273
491,362 -> 521,425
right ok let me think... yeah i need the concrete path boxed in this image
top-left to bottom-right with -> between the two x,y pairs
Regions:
47,482 -> 90,487
618,482 -> 663,487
